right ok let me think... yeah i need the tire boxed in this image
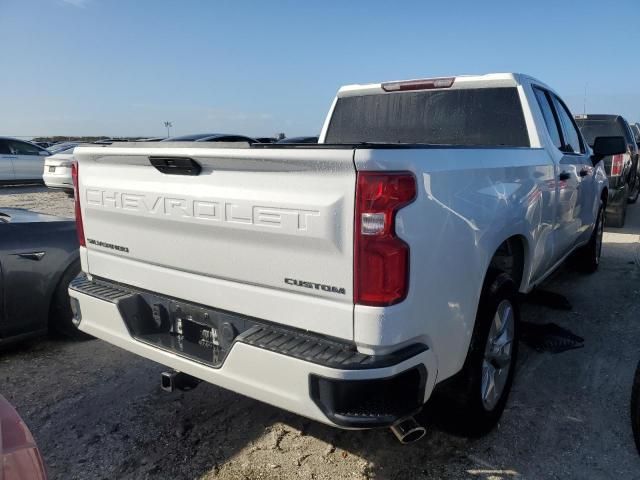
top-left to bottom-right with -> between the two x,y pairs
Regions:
628,177 -> 640,204
49,260 -> 92,340
427,270 -> 519,437
606,202 -> 626,228
631,360 -> 640,455
575,204 -> 604,273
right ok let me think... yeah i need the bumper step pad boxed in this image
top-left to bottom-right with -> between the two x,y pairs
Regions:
70,274 -> 426,370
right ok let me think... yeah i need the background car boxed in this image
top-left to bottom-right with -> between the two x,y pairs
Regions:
276,135 -> 319,144
0,137 -> 50,184
161,133 -> 256,143
254,136 -> 278,143
0,394 -> 47,480
134,137 -> 165,142
575,114 -> 640,226
42,145 -> 76,194
0,208 -> 86,344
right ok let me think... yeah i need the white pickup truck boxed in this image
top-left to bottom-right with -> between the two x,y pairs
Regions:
69,73 -> 625,443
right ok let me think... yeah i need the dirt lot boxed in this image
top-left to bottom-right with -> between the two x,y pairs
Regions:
1,185 -> 640,480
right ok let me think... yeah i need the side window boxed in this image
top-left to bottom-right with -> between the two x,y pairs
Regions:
551,96 -> 585,154
533,88 -> 562,149
7,140 -> 44,156
0,140 -> 10,155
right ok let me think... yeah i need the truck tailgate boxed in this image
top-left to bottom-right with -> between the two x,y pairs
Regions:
74,145 -> 356,340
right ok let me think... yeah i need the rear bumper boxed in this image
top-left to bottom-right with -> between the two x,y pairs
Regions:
69,275 -> 436,428
42,169 -> 72,190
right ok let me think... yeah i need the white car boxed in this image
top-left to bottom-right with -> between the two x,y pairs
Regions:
42,146 -> 76,193
0,137 -> 50,184
69,73 -> 624,443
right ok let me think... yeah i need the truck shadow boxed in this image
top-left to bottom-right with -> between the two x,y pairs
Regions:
0,184 -> 48,195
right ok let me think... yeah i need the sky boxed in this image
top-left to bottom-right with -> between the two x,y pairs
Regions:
1,0 -> 639,139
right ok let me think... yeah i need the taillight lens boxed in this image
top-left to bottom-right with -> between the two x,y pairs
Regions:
354,172 -> 416,306
71,161 -> 85,247
611,154 -> 624,176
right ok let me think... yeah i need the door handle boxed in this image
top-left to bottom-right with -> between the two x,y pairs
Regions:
13,252 -> 46,261
559,171 -> 571,181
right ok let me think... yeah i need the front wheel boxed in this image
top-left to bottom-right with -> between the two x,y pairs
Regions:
50,260 -> 92,340
427,270 -> 519,437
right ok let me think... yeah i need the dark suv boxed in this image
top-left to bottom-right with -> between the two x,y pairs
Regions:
575,114 -> 639,227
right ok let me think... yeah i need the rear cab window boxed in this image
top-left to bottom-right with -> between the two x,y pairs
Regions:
574,118 -> 626,147
325,87 -> 530,147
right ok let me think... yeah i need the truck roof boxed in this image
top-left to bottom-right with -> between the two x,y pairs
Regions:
336,73 -> 549,97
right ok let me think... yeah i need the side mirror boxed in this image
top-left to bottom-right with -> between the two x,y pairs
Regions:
592,136 -> 626,164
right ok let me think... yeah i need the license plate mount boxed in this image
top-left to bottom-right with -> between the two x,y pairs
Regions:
118,293 -> 250,368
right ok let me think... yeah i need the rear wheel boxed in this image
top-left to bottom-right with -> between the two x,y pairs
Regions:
575,204 -> 604,273
50,260 -> 92,339
427,270 -> 519,437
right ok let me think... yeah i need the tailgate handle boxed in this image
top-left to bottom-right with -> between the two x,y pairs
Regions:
149,156 -> 202,176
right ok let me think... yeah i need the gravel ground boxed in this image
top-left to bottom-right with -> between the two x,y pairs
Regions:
1,185 -> 640,480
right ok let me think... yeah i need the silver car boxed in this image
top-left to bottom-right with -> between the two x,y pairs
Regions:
0,137 -> 50,184
43,145 -> 76,193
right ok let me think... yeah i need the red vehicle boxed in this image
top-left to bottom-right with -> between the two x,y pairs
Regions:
0,395 -> 47,480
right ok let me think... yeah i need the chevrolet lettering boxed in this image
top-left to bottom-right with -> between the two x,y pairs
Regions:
85,189 -> 321,234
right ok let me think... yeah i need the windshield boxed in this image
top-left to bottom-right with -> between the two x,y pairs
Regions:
325,87 -> 529,147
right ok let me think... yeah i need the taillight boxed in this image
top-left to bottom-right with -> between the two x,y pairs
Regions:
354,172 -> 416,307
611,154 -> 624,176
71,161 -> 85,247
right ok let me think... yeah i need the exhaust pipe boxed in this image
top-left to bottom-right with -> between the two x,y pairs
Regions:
390,417 -> 426,444
161,371 -> 201,392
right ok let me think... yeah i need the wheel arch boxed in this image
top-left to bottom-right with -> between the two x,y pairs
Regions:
46,254 -> 80,327
487,234 -> 528,292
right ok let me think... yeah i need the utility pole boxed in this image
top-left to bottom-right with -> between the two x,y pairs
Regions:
164,121 -> 173,138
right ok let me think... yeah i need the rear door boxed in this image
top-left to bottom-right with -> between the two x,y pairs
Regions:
533,87 -> 586,263
0,140 -> 16,181
0,223 -> 49,338
549,93 -> 595,246
75,145 -> 357,340
7,140 -> 48,180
